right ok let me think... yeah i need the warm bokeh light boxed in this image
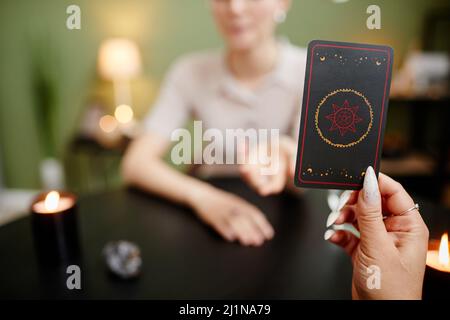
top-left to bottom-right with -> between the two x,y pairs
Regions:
98,38 -> 142,80
99,115 -> 118,133
439,233 -> 449,266
44,191 -> 60,212
114,104 -> 134,124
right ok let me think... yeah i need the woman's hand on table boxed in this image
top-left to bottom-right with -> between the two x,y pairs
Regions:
188,185 -> 274,246
240,136 -> 297,196
325,167 -> 429,300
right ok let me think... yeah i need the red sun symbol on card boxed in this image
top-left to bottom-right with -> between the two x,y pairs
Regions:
325,100 -> 362,136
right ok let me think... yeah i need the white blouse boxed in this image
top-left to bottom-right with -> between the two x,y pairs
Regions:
143,40 -> 307,176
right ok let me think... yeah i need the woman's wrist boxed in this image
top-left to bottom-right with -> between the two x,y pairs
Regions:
185,181 -> 217,209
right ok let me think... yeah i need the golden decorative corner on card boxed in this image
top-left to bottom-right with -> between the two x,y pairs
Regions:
315,88 -> 374,148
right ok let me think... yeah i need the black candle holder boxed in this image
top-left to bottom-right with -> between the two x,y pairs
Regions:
30,191 -> 81,267
423,239 -> 450,300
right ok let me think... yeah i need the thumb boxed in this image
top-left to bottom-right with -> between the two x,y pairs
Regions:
356,166 -> 388,243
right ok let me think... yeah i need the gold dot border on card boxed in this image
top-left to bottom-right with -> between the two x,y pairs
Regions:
314,88 -> 374,148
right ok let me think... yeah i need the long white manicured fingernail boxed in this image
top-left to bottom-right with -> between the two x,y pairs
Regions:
326,211 -> 340,228
327,192 -> 339,211
363,166 -> 380,206
338,190 -> 352,211
333,223 -> 361,239
324,229 -> 335,240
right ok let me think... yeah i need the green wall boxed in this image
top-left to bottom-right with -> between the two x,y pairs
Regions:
0,0 -> 448,188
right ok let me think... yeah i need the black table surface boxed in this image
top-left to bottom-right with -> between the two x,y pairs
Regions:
0,178 -> 447,299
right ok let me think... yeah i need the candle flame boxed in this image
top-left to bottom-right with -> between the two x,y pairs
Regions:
44,191 -> 60,212
438,233 -> 449,266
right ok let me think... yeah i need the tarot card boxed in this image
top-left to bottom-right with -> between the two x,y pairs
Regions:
294,40 -> 393,190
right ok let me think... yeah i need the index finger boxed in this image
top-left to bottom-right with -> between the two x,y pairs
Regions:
240,164 -> 272,194
378,173 -> 416,216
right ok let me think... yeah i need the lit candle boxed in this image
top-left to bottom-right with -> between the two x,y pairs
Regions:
423,232 -> 450,299
426,233 -> 450,273
31,191 -> 80,266
32,190 -> 75,214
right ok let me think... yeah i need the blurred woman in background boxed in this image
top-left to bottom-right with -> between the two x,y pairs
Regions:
122,0 -> 305,246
